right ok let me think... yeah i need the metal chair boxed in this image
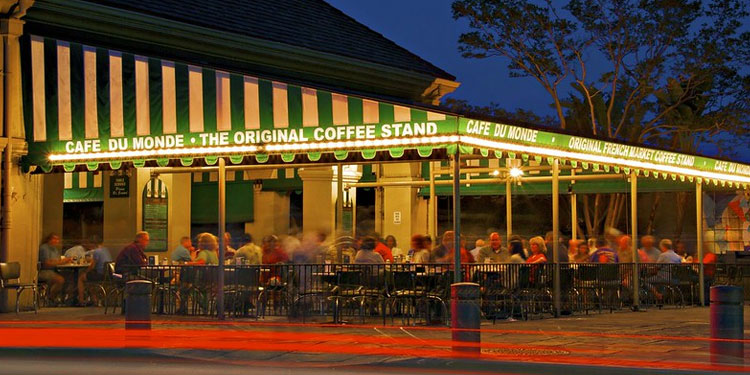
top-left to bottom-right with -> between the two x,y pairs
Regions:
0,262 -> 38,314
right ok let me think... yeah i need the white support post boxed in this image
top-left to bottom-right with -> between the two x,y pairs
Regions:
630,171 -> 639,309
429,162 -> 437,242
506,177 -> 512,244
552,158 -> 561,317
452,149 -> 461,284
696,181 -> 705,306
336,164 -> 344,237
571,170 -> 577,241
217,156 -> 226,320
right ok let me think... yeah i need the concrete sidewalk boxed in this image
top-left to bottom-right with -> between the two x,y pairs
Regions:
1,306 -> 748,374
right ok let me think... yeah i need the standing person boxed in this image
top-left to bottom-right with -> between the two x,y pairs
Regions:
410,234 -> 431,263
477,232 -> 509,263
77,237 -> 112,306
526,236 -> 548,264
589,237 -> 619,263
640,235 -> 661,263
194,233 -> 219,265
171,236 -> 194,263
37,233 -> 71,304
115,231 -> 149,275
354,236 -> 385,264
235,233 -> 262,265
384,235 -> 404,260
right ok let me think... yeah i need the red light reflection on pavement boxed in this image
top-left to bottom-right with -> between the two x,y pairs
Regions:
0,324 -> 747,373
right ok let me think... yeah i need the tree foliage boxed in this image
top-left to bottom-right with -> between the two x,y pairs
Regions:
452,0 -> 750,158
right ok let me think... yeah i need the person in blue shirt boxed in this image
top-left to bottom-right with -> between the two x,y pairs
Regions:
589,237 -> 619,263
170,236 -> 194,263
656,239 -> 682,264
77,237 -> 112,306
38,233 -> 71,303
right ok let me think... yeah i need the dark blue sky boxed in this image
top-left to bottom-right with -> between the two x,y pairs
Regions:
326,0 -> 748,162
326,0 -> 553,115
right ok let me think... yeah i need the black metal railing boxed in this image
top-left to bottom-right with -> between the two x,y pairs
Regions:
109,262 -> 708,323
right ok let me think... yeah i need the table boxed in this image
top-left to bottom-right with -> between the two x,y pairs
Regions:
55,263 -> 90,304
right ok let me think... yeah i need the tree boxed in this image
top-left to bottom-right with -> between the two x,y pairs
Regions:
452,0 -> 750,237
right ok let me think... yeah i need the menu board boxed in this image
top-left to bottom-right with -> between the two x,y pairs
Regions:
142,177 -> 168,252
110,174 -> 129,198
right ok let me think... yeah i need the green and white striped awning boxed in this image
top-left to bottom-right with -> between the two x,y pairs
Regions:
21,35 -> 455,172
63,171 -> 102,202
19,35 -> 750,188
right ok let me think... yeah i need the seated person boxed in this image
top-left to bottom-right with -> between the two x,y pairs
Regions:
261,235 -> 289,265
508,237 -> 527,263
572,242 -> 590,263
589,237 -> 619,263
526,236 -> 548,264
410,234 -> 431,264
476,232 -> 509,263
77,237 -> 112,306
223,232 -> 236,259
235,233 -> 262,265
64,243 -> 88,262
656,239 -> 681,264
193,233 -> 219,265
37,233 -> 71,304
171,236 -> 194,263
115,231 -> 149,276
354,236 -> 385,264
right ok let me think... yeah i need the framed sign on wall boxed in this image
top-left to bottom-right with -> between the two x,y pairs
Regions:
142,177 -> 168,252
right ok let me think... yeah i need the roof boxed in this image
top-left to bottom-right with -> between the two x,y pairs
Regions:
79,0 -> 455,81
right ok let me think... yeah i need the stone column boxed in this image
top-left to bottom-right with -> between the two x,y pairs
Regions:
298,167 -> 335,237
0,1 -> 40,311
102,170 -> 138,254
379,163 -> 420,251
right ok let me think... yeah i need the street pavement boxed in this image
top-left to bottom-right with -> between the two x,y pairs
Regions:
1,305 -> 748,374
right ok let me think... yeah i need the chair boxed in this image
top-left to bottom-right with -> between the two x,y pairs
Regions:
328,270 -> 366,323
0,262 -> 38,314
103,262 -> 124,314
385,270 -> 419,325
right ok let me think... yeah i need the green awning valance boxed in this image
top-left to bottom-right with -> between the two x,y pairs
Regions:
63,171 -> 103,202
191,172 -> 253,224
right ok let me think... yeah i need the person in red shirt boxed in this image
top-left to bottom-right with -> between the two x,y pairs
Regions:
115,231 -> 149,275
459,235 -> 474,264
373,234 -> 394,263
526,236 -> 548,264
262,235 -> 289,264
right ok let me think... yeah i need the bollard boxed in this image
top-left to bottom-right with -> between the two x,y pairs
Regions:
125,280 -> 152,330
710,285 -> 744,365
451,282 -> 481,356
